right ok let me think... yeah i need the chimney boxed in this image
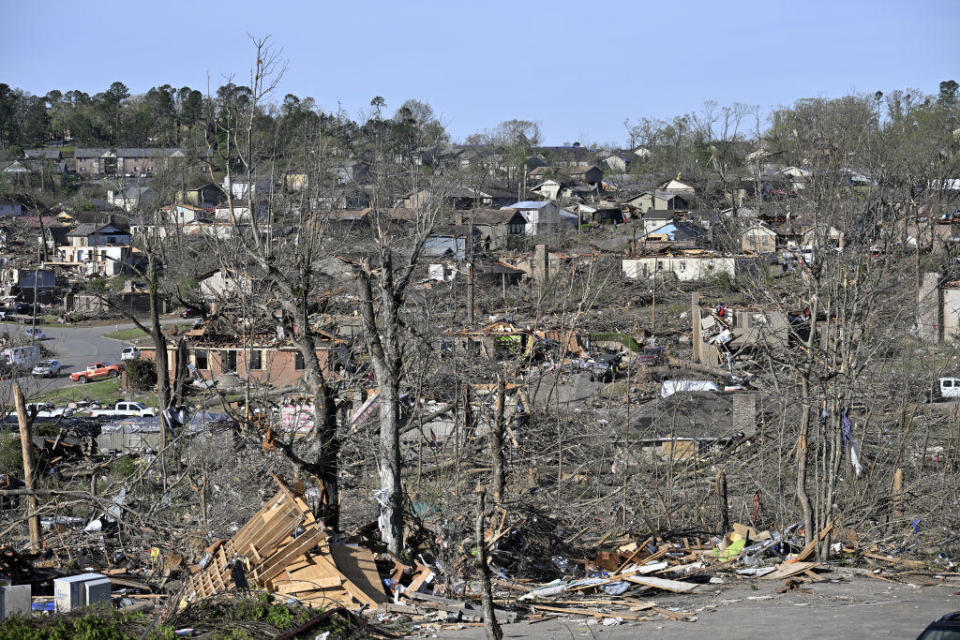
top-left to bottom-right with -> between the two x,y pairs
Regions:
732,393 -> 757,434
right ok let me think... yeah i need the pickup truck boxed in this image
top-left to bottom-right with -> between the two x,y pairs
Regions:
89,401 -> 157,418
70,362 -> 123,384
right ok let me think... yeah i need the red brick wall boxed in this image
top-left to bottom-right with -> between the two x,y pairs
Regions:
139,345 -> 332,386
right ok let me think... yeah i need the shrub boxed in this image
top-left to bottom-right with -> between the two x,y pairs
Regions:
125,357 -> 156,391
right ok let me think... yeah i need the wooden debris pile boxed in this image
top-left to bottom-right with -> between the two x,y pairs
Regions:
183,474 -> 388,610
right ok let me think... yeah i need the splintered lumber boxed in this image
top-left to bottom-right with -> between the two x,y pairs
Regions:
787,517 -> 837,564
184,476 -> 387,610
622,575 -> 699,593
760,562 -> 818,580
528,604 -> 653,623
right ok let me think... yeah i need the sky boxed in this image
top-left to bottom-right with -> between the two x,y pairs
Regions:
2,0 -> 959,146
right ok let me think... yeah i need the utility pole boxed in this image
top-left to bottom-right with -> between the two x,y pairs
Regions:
14,383 -> 41,551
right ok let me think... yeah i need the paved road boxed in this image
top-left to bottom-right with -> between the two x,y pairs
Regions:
435,575 -> 960,640
1,318 -> 182,398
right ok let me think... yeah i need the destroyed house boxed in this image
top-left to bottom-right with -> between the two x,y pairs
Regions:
622,250 -> 762,283
139,324 -> 348,388
691,295 -> 791,367
631,392 -> 757,461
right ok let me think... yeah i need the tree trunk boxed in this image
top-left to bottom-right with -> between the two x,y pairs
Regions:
377,379 -> 403,554
13,384 -> 41,551
490,376 -> 506,505
475,489 -> 502,640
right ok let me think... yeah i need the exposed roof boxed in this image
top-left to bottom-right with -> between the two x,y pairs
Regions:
644,220 -> 707,242
74,147 -> 190,159
67,222 -> 127,237
470,208 -> 522,225
503,201 -> 552,210
24,149 -> 61,160
643,209 -> 676,220
631,392 -> 742,439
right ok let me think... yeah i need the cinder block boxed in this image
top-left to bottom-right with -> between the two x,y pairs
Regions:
0,584 -> 32,619
83,578 -> 112,607
54,573 -> 106,612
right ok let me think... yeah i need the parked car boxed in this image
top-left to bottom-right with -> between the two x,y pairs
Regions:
90,401 -> 157,418
31,360 -> 61,377
13,303 -> 40,315
70,362 -> 123,384
120,346 -> 141,361
24,328 -> 48,340
916,611 -> 960,639
179,307 -> 200,318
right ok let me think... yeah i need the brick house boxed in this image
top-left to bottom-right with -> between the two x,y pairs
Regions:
139,326 -> 348,388
74,148 -> 188,176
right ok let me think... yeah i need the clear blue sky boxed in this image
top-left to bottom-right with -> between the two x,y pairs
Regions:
2,0 -> 958,145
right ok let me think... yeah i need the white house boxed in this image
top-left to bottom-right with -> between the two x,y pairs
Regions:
530,180 -> 562,200
623,253 -> 762,282
502,201 -> 579,235
107,185 -> 158,211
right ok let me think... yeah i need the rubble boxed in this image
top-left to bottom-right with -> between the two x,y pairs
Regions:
184,473 -> 388,611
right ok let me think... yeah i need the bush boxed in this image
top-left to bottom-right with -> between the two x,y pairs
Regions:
125,358 -> 156,391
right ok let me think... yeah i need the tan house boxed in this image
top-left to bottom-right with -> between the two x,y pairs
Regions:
741,221 -> 778,253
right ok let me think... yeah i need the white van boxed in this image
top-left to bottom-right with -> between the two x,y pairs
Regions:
2,345 -> 42,370
936,377 -> 960,400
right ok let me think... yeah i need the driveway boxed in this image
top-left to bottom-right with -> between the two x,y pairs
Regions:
1,318 -> 182,398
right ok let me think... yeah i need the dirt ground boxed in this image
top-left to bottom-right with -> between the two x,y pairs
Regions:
424,573 -> 960,639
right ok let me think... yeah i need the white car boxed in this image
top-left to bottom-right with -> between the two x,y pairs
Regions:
121,346 -> 141,361
24,328 -> 48,340
31,360 -> 61,377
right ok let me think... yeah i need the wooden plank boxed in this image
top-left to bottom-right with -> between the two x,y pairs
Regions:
328,543 -> 389,604
257,528 -> 327,583
787,518 -> 837,564
274,575 -> 345,593
622,575 -> 699,593
530,604 -> 653,623
760,562 -> 818,580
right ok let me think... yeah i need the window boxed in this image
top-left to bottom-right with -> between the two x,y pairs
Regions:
222,350 -> 237,372
249,349 -> 262,370
294,351 -> 305,370
195,349 -> 208,370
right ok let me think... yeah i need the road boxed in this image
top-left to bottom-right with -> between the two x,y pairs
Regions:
435,575 -> 960,640
1,318 -> 182,398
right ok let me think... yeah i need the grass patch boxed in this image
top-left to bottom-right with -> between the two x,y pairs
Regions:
103,323 -> 192,342
30,378 -> 153,406
102,327 -> 148,341
591,332 -> 642,351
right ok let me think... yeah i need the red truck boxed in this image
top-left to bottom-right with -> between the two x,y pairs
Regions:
71,362 -> 123,384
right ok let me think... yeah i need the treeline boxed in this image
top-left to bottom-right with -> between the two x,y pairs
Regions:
1,78 -> 958,190
0,81 -> 452,159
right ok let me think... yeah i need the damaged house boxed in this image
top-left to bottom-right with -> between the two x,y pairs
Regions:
139,319 -> 350,389
631,391 -> 758,461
